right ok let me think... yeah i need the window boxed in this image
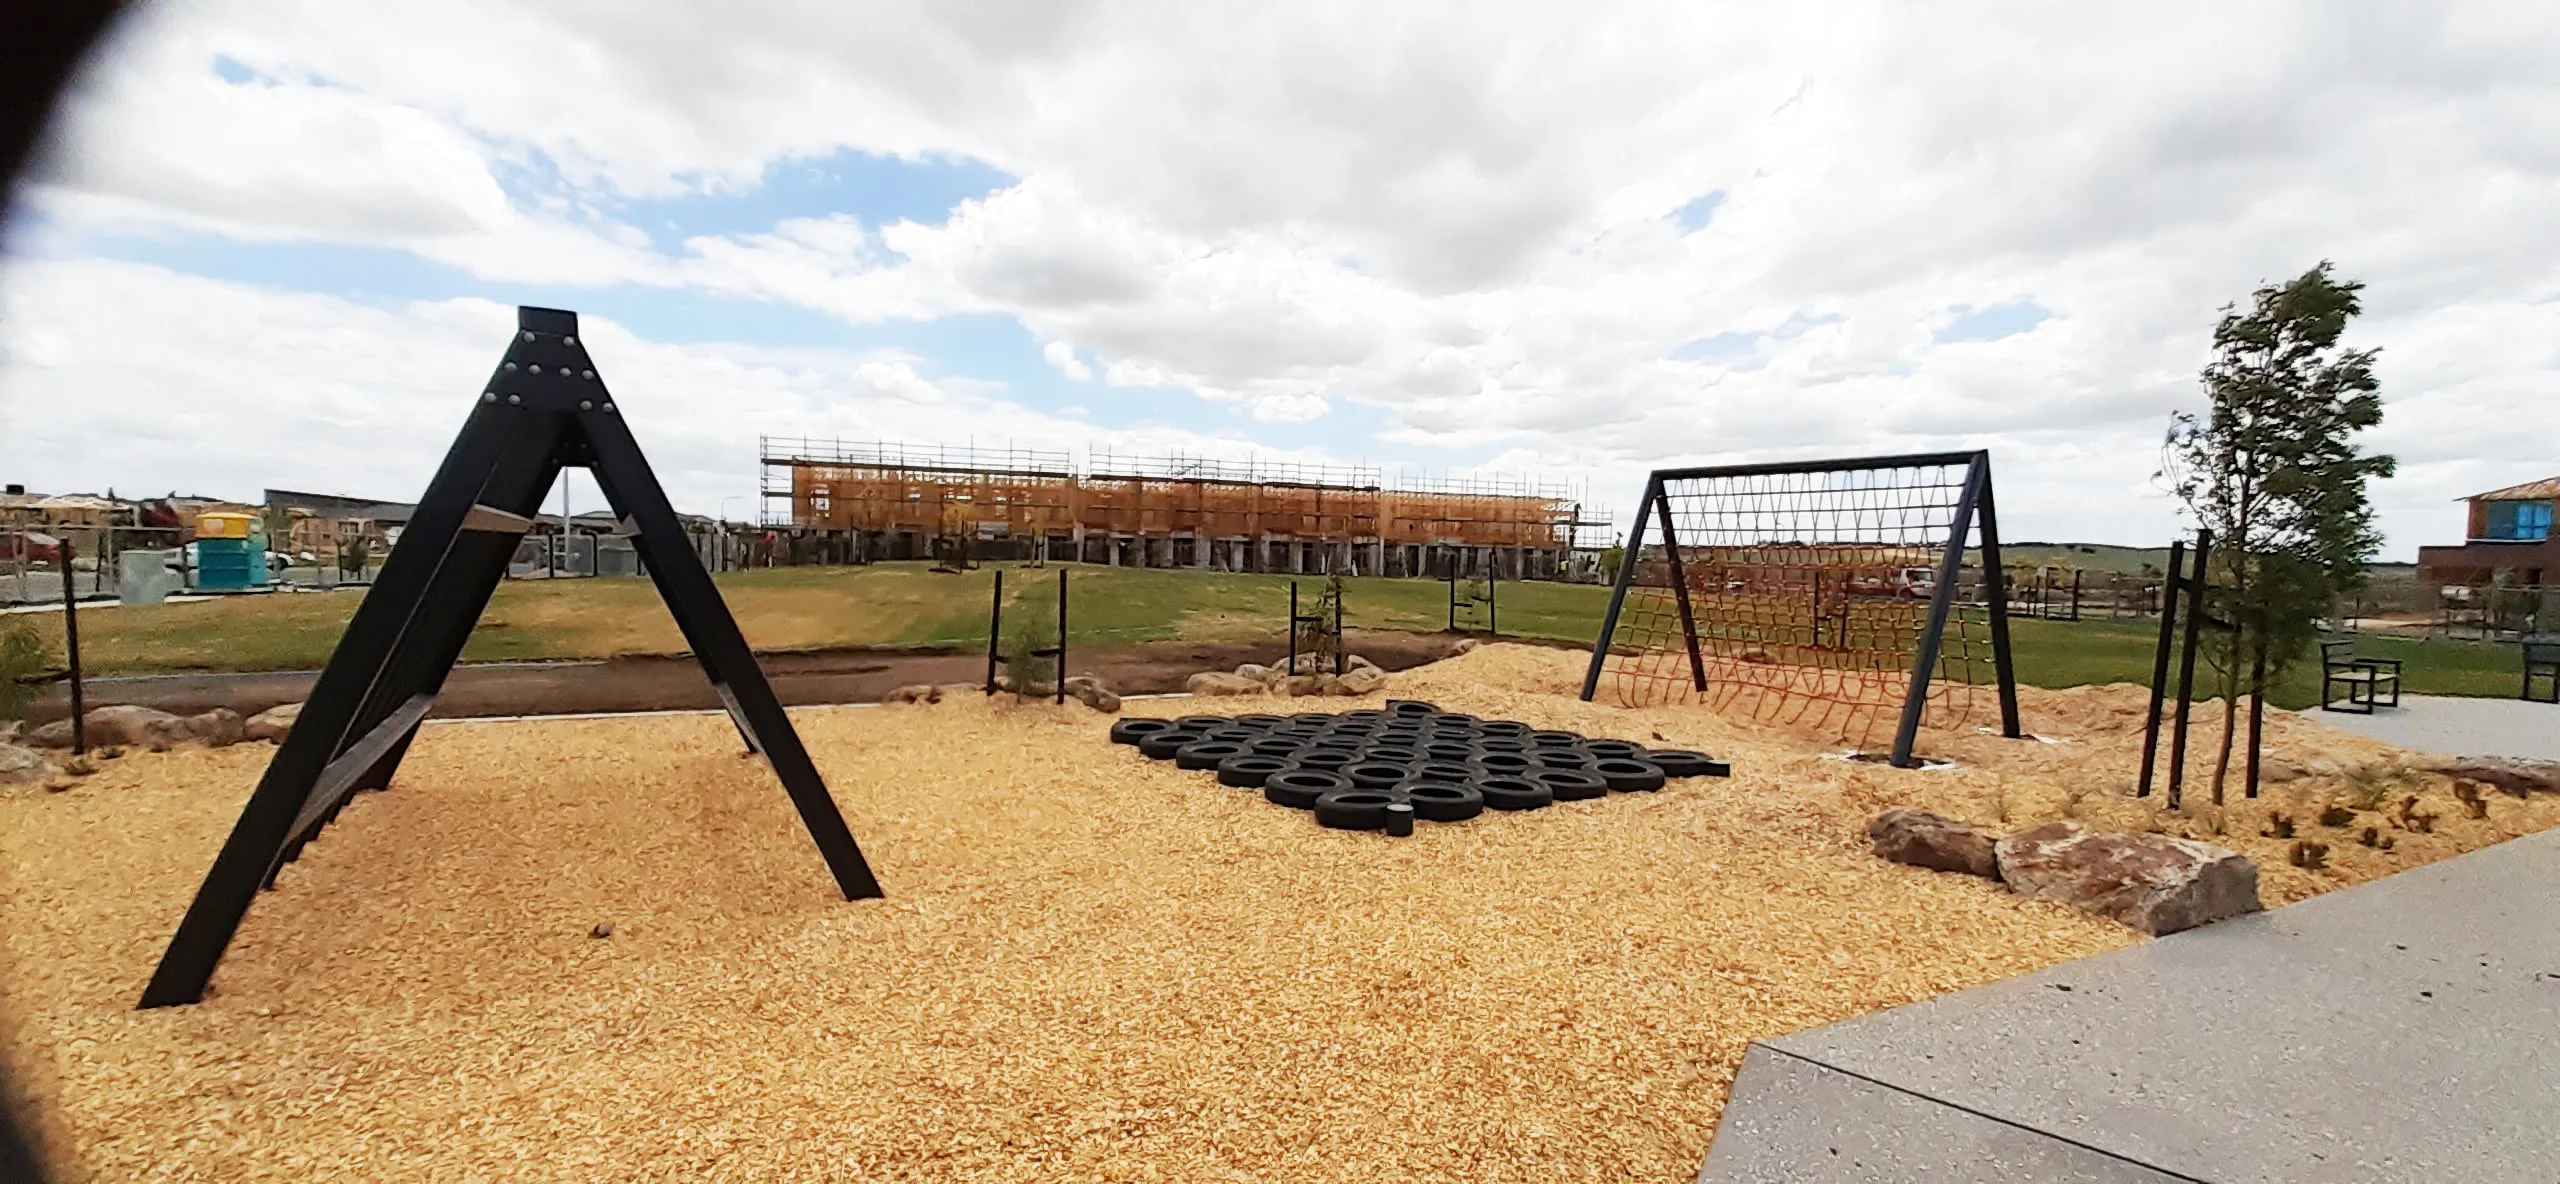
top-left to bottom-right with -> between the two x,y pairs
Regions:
2485,500 -> 2555,541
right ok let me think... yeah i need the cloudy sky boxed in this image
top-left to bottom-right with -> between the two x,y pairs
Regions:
2,1 -> 2554,557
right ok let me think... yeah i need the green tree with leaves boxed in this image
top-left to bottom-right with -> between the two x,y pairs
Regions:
2162,261 -> 2395,804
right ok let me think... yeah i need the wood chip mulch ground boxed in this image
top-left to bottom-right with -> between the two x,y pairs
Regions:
5,644 -> 2546,1181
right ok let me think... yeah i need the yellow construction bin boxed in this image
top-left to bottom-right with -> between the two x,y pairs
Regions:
197,512 -> 258,540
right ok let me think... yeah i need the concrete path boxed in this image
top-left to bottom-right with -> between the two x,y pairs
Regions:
2303,694 -> 2560,762
1700,827 -> 2560,1183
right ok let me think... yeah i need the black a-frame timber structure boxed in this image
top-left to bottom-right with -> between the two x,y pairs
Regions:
139,306 -> 884,1008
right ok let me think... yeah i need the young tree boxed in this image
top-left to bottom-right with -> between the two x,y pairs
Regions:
2163,261 -> 2395,803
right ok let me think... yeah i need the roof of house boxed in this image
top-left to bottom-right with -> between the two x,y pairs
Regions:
2466,476 -> 2560,502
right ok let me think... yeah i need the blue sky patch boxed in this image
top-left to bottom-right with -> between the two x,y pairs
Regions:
1935,300 -> 2051,343
1672,191 -> 1726,233
1669,331 -> 1760,365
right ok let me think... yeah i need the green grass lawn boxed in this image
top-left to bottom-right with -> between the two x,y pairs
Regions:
13,562 -> 2534,708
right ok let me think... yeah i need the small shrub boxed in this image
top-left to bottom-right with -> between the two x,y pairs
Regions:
2358,826 -> 2382,848
2396,795 -> 2437,834
2261,812 -> 2296,839
2317,804 -> 2357,828
2452,781 -> 2489,820
0,618 -> 51,724
2288,840 -> 2330,870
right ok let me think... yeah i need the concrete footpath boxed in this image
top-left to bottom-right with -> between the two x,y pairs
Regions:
1700,827 -> 2560,1182
2306,694 -> 2560,763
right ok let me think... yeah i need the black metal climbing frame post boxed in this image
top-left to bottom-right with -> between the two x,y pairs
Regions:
984,570 -> 1003,696
2166,529 -> 2214,809
1054,568 -> 1068,705
1891,454 -> 1986,768
138,306 -> 884,1009
2136,539 -> 2186,799
59,538 -> 83,755
1579,478 -> 1658,702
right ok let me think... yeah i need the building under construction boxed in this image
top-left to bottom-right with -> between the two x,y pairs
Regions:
759,439 -> 1611,579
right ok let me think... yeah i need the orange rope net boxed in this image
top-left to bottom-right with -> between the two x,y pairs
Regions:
1600,461 -> 2000,748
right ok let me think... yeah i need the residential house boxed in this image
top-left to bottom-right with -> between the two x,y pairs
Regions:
2416,475 -> 2560,592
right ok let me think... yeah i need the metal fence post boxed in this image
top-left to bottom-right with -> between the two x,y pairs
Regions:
60,538 -> 84,755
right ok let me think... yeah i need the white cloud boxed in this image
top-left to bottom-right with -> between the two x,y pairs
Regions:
11,1 -> 2560,556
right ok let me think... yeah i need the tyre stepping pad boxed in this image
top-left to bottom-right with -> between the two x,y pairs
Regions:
1118,710 -> 1728,829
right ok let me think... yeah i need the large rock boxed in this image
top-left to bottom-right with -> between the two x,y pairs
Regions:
1335,665 -> 1388,696
246,702 -> 303,743
187,708 -> 245,748
1279,674 -> 1325,697
1866,808 -> 2000,879
1185,671 -> 1264,697
1450,638 -> 1481,655
2436,758 -> 2560,798
24,719 -> 72,749
1234,663 -> 1272,683
882,684 -> 944,704
1345,653 -> 1380,673
83,705 -> 197,750
1996,822 -> 2262,935
0,744 -> 54,787
1065,676 -> 1121,714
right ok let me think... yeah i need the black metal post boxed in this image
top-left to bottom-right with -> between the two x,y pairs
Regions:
2245,643 -> 2267,800
1972,458 -> 2021,740
2136,539 -> 2185,798
1651,490 -> 1709,693
59,538 -> 83,755
1447,576 -> 1457,632
1055,567 -> 1068,705
1289,581 -> 1300,678
2166,529 -> 2214,809
1487,574 -> 1497,636
2069,570 -> 2083,623
985,569 -> 1003,696
1580,481 -> 1657,702
1333,581 -> 1344,677
1892,455 -> 1986,767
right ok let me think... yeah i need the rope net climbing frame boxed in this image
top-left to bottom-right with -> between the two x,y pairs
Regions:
1584,453 -> 2019,759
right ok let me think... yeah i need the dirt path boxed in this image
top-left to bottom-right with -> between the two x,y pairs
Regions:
25,630 -> 1507,722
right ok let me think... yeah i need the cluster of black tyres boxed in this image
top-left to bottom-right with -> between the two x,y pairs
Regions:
1107,699 -> 1730,833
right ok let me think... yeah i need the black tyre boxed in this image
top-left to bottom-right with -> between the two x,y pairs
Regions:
1593,758 -> 1667,792
1306,736 -> 1363,753
1139,730 -> 1207,760
1341,710 -> 1388,724
1474,737 -> 1529,754
1423,741 -> 1479,763
1375,724 -> 1428,742
1217,755 -> 1293,788
1176,741 -> 1248,770
1404,760 -> 1478,787
1583,740 -> 1644,761
1476,720 -> 1531,738
1473,752 -> 1537,776
1527,730 -> 1584,748
1531,748 -> 1594,771
1202,727 -> 1261,745
1176,715 -> 1230,732
1386,699 -> 1439,717
1314,789 -> 1402,830
1110,718 -> 1175,746
1645,749 -> 1729,778
1249,737 -> 1308,758
1361,744 -> 1426,765
1266,769 -> 1347,809
1233,714 -> 1288,731
1402,782 -> 1484,822
1432,712 -> 1481,727
1325,721 -> 1379,739
1290,749 -> 1358,772
1343,761 -> 1411,791
1289,713 -> 1337,728
1533,767 -> 1609,801
1478,776 -> 1553,811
